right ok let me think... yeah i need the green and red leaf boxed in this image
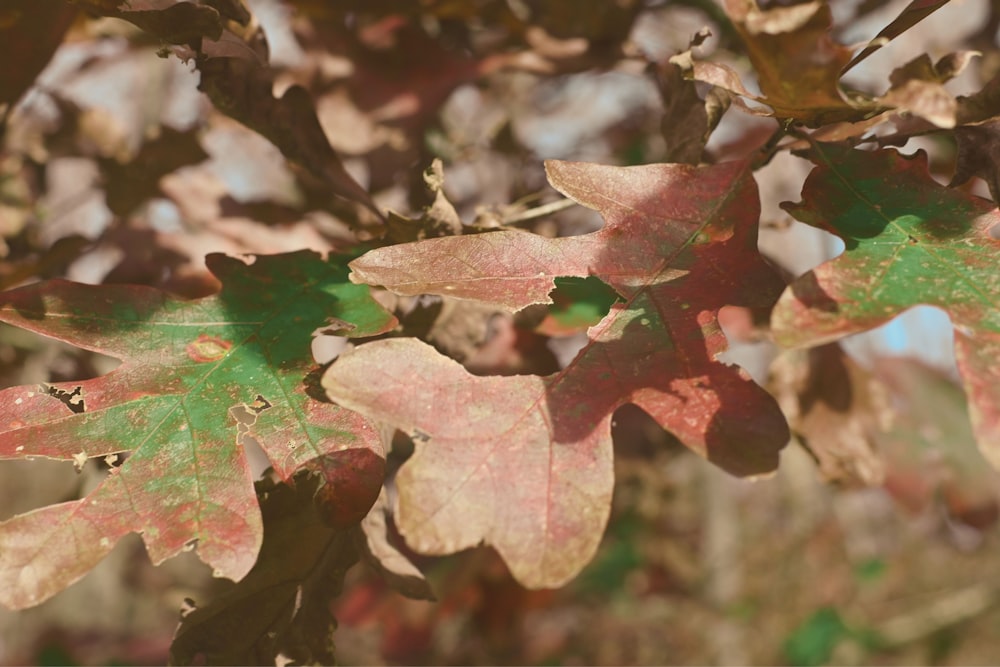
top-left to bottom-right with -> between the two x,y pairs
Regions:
772,143 -> 1000,468
0,250 -> 396,609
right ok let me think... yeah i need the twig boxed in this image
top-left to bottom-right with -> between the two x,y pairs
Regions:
750,120 -> 793,169
502,197 -> 577,225
876,584 -> 998,647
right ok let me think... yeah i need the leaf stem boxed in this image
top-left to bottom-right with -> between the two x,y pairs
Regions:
750,120 -> 793,169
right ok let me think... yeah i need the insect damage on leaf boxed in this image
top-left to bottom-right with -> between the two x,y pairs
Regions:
186,334 -> 233,363
230,394 -> 274,425
230,394 -> 274,455
38,383 -> 86,414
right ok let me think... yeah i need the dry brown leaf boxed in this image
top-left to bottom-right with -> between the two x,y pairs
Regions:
0,0 -> 77,108
774,344 -> 886,487
950,119 -> 1000,203
721,0 -> 870,126
651,58 -> 728,164
384,159 -> 463,244
842,0 -> 954,74
877,52 -> 980,128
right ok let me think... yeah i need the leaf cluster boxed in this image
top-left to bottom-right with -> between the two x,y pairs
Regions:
1,0 -> 999,663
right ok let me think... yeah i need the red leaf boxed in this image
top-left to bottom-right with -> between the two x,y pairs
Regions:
327,160 -> 789,588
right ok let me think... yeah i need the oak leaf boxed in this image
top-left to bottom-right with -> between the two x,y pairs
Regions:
951,119 -> 1000,204
874,358 -> 1000,529
771,143 -> 1000,469
773,344 -> 886,487
0,251 -> 396,609
170,470 -> 370,666
716,0 -> 868,126
325,159 -> 790,588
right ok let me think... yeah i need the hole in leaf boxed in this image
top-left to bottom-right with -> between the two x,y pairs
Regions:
537,276 -> 622,337
101,452 -> 128,470
248,394 -> 272,414
38,383 -> 86,414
